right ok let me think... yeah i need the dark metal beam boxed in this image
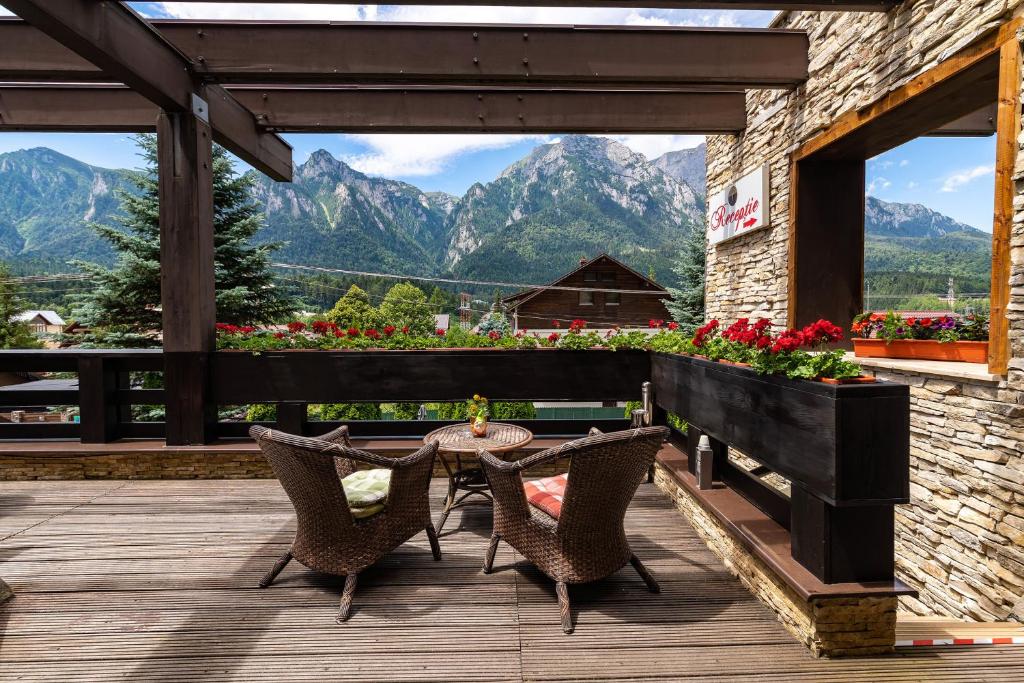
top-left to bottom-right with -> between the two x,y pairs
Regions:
0,19 -> 809,89
0,85 -> 747,133
0,7 -> 291,180
83,1 -> 899,9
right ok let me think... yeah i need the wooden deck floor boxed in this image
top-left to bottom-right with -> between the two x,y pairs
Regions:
2,479 -> 1023,682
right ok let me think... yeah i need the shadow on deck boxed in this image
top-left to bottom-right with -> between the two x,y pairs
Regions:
1,480 -> 1022,681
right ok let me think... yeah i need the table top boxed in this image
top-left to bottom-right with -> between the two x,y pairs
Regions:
424,422 -> 534,454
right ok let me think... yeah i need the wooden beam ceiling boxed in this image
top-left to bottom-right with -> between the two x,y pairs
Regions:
0,85 -> 748,133
0,19 -> 809,89
0,4 -> 291,180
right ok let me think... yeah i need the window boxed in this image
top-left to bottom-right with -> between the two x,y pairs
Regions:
579,291 -> 594,306
606,292 -> 621,306
583,272 -> 598,282
599,272 -> 616,283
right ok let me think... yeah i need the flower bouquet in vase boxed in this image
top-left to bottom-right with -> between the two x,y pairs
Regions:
468,394 -> 490,437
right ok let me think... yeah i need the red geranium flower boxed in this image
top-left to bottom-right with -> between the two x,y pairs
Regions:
548,332 -> 560,343
311,320 -> 330,335
906,317 -> 917,326
552,320 -> 561,329
240,326 -> 256,335
287,321 -> 306,333
347,327 -> 360,338
436,328 -> 446,336
667,321 -> 679,331
921,318 -> 933,328
488,330 -> 501,340
365,328 -> 380,339
401,326 -> 410,334
383,325 -> 396,337
274,332 -> 285,339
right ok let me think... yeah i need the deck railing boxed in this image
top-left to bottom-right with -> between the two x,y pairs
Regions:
0,347 -> 910,585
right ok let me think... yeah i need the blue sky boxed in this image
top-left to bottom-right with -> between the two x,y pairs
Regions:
0,3 -> 998,218
867,136 -> 996,232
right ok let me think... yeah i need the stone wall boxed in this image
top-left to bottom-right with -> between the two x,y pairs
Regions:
654,463 -> 898,657
704,0 -> 1024,621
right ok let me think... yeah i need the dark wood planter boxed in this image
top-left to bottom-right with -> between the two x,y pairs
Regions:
650,352 -> 910,584
212,348 -> 651,404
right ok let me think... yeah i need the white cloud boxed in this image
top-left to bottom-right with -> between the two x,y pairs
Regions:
601,135 -> 704,161
899,159 -> 910,167
866,177 -> 891,195
940,165 -> 994,193
342,134 -> 550,176
907,181 -> 919,189
152,4 -> 773,27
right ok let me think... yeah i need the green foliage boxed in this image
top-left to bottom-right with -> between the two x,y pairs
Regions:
664,221 -> 706,334
388,402 -> 422,420
0,264 -> 42,349
434,401 -> 536,420
313,403 -> 382,421
379,282 -> 435,335
246,404 -> 277,422
70,135 -> 294,342
325,284 -> 384,329
852,310 -> 988,343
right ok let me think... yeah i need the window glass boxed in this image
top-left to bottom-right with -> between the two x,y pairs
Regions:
583,272 -> 598,282
606,292 -> 621,305
579,291 -> 594,305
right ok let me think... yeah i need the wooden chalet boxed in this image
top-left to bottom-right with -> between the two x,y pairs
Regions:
502,254 -> 672,329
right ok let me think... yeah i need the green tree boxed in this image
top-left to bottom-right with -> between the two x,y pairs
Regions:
664,222 -> 706,334
72,135 -> 294,338
326,284 -> 383,329
379,282 -> 435,334
0,265 -> 42,349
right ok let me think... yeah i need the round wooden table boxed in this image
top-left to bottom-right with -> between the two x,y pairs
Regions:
424,422 -> 533,534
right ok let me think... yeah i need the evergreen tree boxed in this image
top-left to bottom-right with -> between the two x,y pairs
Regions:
73,135 -> 293,338
379,282 -> 435,334
0,265 -> 41,349
664,221 -> 707,334
325,284 -> 383,329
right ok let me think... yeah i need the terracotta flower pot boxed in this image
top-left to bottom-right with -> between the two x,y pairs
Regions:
718,359 -> 752,368
853,338 -> 988,363
818,375 -> 877,385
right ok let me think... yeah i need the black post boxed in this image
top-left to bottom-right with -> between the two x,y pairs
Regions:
158,104 -> 217,445
275,402 -> 308,435
78,356 -> 118,443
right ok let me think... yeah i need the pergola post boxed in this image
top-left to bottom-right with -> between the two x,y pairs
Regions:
158,106 -> 216,445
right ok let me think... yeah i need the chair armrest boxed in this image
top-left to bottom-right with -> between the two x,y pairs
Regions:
250,425 -> 420,470
479,450 -> 531,522
588,426 -> 604,437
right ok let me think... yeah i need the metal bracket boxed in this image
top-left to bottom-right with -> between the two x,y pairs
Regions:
191,93 -> 209,124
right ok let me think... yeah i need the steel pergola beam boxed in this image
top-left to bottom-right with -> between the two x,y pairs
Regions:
0,85 -> 748,133
0,5 -> 291,180
0,19 -> 809,89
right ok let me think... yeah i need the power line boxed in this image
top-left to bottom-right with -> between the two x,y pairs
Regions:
271,262 -> 667,296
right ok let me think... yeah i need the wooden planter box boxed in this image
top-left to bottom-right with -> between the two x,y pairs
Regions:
650,352 -> 910,583
853,338 -> 988,363
212,348 -> 651,404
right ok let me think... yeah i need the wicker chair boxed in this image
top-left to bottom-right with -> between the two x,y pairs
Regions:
250,424 -> 441,623
479,426 -> 669,633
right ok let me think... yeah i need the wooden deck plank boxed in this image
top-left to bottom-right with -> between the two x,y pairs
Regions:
2,479 -> 1024,682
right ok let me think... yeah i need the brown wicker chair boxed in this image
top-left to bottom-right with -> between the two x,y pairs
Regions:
250,424 -> 441,623
479,426 -> 669,633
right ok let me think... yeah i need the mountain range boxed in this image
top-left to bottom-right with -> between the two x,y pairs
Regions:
0,138 -> 992,297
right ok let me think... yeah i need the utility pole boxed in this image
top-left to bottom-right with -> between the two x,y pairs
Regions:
864,280 -> 871,313
459,292 -> 471,330
946,277 -> 956,310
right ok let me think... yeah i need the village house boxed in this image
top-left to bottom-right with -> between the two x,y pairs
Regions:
14,310 -> 64,334
502,253 -> 672,331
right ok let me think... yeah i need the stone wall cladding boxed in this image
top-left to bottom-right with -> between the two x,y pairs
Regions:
705,1 -> 1024,621
653,463 -> 898,657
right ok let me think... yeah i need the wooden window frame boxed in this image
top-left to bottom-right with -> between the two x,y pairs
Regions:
789,19 -> 1022,374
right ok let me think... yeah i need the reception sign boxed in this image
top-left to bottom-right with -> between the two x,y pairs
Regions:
707,164 -> 769,245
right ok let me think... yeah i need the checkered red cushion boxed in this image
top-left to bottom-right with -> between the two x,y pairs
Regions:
523,473 -> 568,519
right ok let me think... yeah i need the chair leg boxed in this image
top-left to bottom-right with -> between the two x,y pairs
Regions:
259,551 -> 293,588
482,534 -> 500,574
555,582 -> 573,634
336,573 -> 358,624
426,523 -> 442,561
630,554 -> 660,593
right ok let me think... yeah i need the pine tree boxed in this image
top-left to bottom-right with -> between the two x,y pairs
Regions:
0,265 -> 41,349
73,135 -> 293,339
664,221 -> 707,334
